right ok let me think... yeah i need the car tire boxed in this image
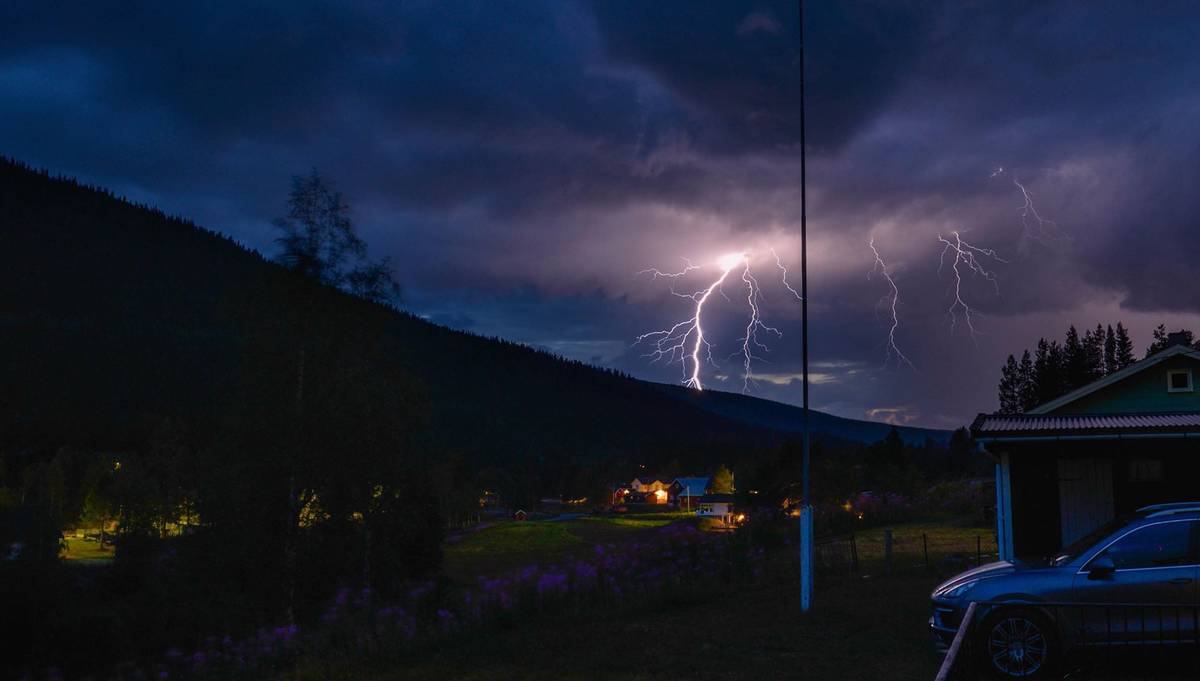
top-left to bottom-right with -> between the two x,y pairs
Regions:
977,606 -> 1057,679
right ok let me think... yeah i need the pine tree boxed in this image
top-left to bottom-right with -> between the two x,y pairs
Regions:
1082,324 -> 1105,382
1104,324 -> 1117,375
1115,323 -> 1135,368
1048,340 -> 1067,399
998,355 -> 1021,414
1033,338 -> 1063,406
1063,325 -> 1089,390
1147,324 -> 1170,357
1018,350 -> 1038,411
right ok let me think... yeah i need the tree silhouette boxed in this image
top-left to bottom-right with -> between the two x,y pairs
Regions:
1114,323 -> 1135,368
273,170 -> 400,303
710,465 -> 735,494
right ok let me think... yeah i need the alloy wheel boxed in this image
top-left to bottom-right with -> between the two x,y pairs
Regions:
986,615 -> 1048,677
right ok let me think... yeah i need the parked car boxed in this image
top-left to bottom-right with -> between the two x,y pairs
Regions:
931,502 -> 1200,679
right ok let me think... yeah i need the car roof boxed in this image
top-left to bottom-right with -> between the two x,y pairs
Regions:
1136,502 -> 1200,519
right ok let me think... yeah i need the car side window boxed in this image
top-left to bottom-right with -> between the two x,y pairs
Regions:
1100,521 -> 1195,570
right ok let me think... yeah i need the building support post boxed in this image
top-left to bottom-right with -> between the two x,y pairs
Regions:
995,451 -> 1014,561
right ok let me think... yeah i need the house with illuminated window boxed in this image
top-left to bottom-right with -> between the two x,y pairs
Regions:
973,338 -> 1200,562
630,477 -> 666,494
627,477 -> 669,504
696,493 -> 738,525
608,477 -> 666,505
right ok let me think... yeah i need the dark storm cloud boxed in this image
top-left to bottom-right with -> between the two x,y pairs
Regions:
4,1 -> 1200,427
588,0 -> 934,154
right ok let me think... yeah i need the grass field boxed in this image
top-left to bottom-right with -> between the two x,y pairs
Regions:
443,513 -> 687,582
850,519 -> 1000,574
62,536 -> 114,563
286,516 -> 992,681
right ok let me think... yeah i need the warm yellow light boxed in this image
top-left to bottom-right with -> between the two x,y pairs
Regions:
717,252 -> 747,272
654,489 -> 668,501
842,501 -> 853,512
735,513 -> 746,522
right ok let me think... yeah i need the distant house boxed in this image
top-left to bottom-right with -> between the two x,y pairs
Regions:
630,477 -> 667,493
670,477 -> 710,510
630,477 -> 669,504
697,493 -> 738,525
973,339 -> 1200,561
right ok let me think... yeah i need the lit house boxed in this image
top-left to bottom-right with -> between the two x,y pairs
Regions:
630,477 -> 667,493
973,340 -> 1200,561
629,477 -> 669,504
697,493 -> 737,525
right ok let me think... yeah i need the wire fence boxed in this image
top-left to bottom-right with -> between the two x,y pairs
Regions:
812,528 -> 1000,579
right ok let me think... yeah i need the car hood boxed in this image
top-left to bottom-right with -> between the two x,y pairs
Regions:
933,560 -> 1024,595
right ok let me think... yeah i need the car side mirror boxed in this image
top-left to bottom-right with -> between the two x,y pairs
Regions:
1088,555 -> 1116,580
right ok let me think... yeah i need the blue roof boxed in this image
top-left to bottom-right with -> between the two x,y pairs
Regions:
673,477 -> 709,494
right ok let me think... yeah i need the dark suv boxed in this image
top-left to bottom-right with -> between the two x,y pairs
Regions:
930,503 -> 1200,678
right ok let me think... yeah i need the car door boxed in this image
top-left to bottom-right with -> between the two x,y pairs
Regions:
1071,519 -> 1199,646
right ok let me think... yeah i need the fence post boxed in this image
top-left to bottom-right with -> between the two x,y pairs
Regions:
884,529 -> 893,575
849,533 -> 859,573
934,601 -> 977,681
922,533 -> 929,570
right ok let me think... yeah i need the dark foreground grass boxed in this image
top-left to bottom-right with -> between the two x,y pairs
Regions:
281,519 -> 993,681
287,571 -> 945,681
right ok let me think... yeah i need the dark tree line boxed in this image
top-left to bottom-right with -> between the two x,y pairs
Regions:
998,323 -> 1200,413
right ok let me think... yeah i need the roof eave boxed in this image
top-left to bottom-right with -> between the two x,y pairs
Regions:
978,429 -> 1200,444
1027,345 -> 1200,415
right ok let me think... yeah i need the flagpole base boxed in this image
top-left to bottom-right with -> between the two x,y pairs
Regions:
800,504 -> 813,612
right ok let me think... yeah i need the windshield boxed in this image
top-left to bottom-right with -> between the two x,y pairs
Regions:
1051,513 -> 1140,566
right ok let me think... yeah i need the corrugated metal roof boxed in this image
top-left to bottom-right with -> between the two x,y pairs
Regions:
972,411 -> 1200,438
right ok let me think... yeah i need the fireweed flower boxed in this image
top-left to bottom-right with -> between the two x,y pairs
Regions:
130,520 -> 760,680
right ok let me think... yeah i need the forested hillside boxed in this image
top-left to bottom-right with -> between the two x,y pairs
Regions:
0,157 -> 942,501
0,158 -> 960,677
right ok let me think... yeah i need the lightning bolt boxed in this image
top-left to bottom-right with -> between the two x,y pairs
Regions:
937,231 -> 1007,338
734,258 -> 784,393
992,167 -> 1069,254
636,255 -> 741,390
770,246 -> 803,301
868,237 -> 915,370
637,250 -> 799,393
1013,178 -> 1069,254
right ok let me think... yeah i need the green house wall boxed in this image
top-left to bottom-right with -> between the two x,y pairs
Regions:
1050,355 -> 1200,414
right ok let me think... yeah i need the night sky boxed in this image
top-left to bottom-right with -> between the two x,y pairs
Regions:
5,1 -> 1200,429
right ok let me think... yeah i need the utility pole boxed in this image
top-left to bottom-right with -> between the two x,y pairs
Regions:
798,0 -> 814,614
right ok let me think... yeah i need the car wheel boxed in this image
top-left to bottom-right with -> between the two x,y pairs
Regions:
978,607 -> 1055,679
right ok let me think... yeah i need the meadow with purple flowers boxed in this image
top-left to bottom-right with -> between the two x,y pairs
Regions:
27,521 -> 766,681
